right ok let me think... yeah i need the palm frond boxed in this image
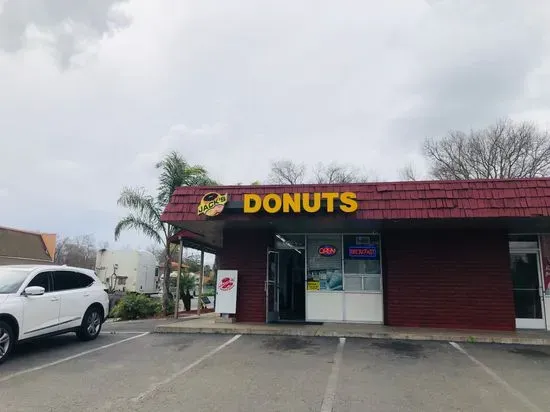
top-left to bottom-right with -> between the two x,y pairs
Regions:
187,174 -> 218,186
167,223 -> 180,238
117,187 -> 163,227
155,151 -> 217,204
179,273 -> 196,295
115,187 -> 166,241
114,214 -> 163,244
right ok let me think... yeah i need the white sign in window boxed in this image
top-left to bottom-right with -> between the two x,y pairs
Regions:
215,270 -> 238,314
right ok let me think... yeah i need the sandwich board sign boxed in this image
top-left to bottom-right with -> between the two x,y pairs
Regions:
215,270 -> 238,314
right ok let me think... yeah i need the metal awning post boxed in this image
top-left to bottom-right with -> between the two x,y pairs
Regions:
174,238 -> 183,319
197,249 -> 205,316
212,253 -> 218,308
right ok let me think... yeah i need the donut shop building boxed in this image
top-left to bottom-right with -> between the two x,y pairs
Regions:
161,178 -> 550,332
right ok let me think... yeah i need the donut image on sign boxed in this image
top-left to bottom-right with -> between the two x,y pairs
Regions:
218,276 -> 235,291
197,192 -> 229,216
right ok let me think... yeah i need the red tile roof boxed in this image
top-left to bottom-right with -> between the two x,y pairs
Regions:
161,178 -> 550,223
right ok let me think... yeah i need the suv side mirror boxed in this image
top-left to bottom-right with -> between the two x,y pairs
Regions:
23,286 -> 45,296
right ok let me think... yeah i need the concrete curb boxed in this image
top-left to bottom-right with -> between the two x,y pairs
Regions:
153,326 -> 550,346
106,315 -> 199,324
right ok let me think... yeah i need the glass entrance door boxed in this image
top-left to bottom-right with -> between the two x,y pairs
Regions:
510,252 -> 545,329
266,250 -> 279,323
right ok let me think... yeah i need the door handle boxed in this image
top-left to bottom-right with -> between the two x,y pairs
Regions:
50,297 -> 59,302
83,293 -> 90,297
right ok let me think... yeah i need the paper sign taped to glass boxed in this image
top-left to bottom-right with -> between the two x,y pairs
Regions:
308,270 -> 342,291
307,281 -> 320,291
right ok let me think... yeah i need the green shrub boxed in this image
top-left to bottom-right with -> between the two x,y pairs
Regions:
165,297 -> 175,314
110,293 -> 162,320
149,296 -> 175,315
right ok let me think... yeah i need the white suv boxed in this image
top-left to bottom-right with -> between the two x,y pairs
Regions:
0,265 -> 110,364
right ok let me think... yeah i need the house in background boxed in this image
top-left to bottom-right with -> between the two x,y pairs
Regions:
0,226 -> 56,265
159,260 -> 189,275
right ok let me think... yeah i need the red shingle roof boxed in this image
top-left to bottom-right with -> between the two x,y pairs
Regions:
161,178 -> 550,223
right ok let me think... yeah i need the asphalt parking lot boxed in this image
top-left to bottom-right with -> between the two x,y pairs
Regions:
1,320 -> 549,412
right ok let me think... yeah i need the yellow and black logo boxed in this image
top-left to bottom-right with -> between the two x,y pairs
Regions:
197,192 -> 229,217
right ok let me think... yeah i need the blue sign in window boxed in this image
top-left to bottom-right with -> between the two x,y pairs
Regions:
348,245 -> 377,259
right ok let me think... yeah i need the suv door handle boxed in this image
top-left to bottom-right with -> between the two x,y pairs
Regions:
83,293 -> 90,297
50,297 -> 59,302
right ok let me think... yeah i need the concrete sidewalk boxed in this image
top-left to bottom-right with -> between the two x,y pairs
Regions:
154,314 -> 550,346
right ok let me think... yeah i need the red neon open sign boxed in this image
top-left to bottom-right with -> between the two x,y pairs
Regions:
318,245 -> 337,256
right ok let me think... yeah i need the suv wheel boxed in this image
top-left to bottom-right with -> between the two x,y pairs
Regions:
0,321 -> 15,365
76,307 -> 102,341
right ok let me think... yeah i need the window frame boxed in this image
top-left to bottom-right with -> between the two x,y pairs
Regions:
305,234 -> 344,292
25,270 -> 54,294
52,270 -> 94,292
296,232 -> 383,294
77,272 -> 95,288
342,234 -> 382,293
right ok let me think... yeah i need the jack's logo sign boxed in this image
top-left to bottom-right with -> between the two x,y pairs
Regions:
318,245 -> 337,257
198,192 -> 229,217
218,276 -> 235,292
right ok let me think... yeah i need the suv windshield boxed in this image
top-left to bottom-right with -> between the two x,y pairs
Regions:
0,268 -> 33,294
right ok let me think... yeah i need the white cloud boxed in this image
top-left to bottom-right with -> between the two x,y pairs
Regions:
0,0 -> 131,68
1,0 -> 550,247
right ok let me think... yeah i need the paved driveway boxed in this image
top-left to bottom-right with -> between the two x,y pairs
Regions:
0,322 -> 549,411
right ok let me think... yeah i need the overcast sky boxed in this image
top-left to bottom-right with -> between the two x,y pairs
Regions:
1,0 -> 549,250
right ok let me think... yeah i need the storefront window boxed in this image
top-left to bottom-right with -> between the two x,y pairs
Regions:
343,234 -> 381,292
275,234 -> 305,250
509,234 -> 539,250
541,235 -> 550,294
509,234 -> 539,243
306,235 -> 343,291
305,234 -> 382,292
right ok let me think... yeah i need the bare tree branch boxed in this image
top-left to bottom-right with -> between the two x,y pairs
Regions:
423,118 -> 550,179
55,234 -> 98,269
268,160 -> 307,185
268,160 -> 370,184
313,162 -> 369,183
398,163 -> 418,181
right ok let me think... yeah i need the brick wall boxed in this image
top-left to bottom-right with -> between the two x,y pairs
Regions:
384,229 -> 515,331
218,228 -> 272,322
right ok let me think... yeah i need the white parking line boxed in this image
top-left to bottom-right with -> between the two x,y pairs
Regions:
131,334 -> 242,403
449,341 -> 543,412
321,337 -> 346,412
101,331 -> 149,335
0,332 -> 149,384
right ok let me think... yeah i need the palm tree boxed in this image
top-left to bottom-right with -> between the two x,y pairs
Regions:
178,273 -> 196,311
114,188 -> 174,312
156,151 -> 217,205
114,151 -> 217,314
